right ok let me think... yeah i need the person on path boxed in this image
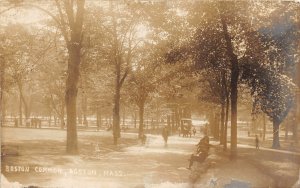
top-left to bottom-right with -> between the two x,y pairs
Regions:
14,118 -> 18,127
141,134 -> 147,145
162,127 -> 169,146
255,135 -> 259,149
192,127 -> 196,136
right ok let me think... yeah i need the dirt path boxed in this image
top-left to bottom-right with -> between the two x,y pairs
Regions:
2,127 -> 300,188
1,128 -> 198,188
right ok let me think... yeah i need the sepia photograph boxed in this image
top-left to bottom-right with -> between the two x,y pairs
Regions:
0,0 -> 300,187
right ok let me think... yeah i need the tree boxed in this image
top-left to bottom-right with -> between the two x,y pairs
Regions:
166,1 -> 291,158
96,1 -> 144,144
2,0 -> 86,154
197,68 -> 230,146
240,1 -> 299,148
1,24 -> 39,127
165,2 -> 234,156
126,50 -> 158,138
53,0 -> 86,154
241,61 -> 296,148
39,44 -> 67,129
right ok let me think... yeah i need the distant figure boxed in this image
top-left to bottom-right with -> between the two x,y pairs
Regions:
162,127 -> 169,146
31,118 -> 35,128
141,134 -> 147,145
178,127 -> 181,136
182,127 -> 187,137
255,135 -> 259,149
31,118 -> 38,128
37,119 -> 41,129
106,123 -> 112,131
14,118 -> 18,127
193,127 -> 196,136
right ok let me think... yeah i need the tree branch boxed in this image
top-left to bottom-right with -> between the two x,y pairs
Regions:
54,0 -> 70,46
64,0 -> 75,28
119,68 -> 129,87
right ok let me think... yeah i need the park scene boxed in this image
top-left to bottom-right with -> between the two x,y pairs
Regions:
1,0 -> 300,188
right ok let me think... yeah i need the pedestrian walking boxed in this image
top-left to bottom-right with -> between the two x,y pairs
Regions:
14,118 -> 18,127
192,127 -> 196,136
162,127 -> 169,146
141,134 -> 147,145
255,135 -> 259,149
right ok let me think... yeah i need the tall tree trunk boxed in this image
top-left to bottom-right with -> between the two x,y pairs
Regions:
18,82 -> 30,127
220,14 -> 239,159
123,107 -> 126,127
18,82 -> 29,127
110,0 -> 122,145
220,102 -> 225,144
1,96 -> 5,127
82,90 -> 88,127
220,71 -> 227,144
56,0 -> 85,155
113,78 -> 121,145
0,58 -> 5,127
65,45 -> 81,154
221,70 -> 229,149
293,122 -> 297,143
60,113 -> 65,129
49,111 -> 52,127
19,88 -> 22,127
54,116 -> 57,126
215,112 -> 220,139
134,111 -> 137,128
296,36 -> 300,145
171,112 -> 175,135
224,98 -> 229,150
167,115 -> 170,131
230,66 -> 238,158
175,107 -> 179,129
112,59 -> 128,145
285,121 -> 288,140
138,101 -> 145,138
96,106 -> 101,130
156,102 -> 160,130
77,110 -> 82,125
60,100 -> 65,129
263,114 -> 266,141
272,119 -> 280,148
293,105 -> 298,143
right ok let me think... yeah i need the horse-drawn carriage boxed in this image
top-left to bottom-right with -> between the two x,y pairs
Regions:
180,118 -> 192,137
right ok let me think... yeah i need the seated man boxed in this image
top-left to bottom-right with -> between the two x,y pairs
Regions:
187,135 -> 209,169
196,134 -> 209,153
